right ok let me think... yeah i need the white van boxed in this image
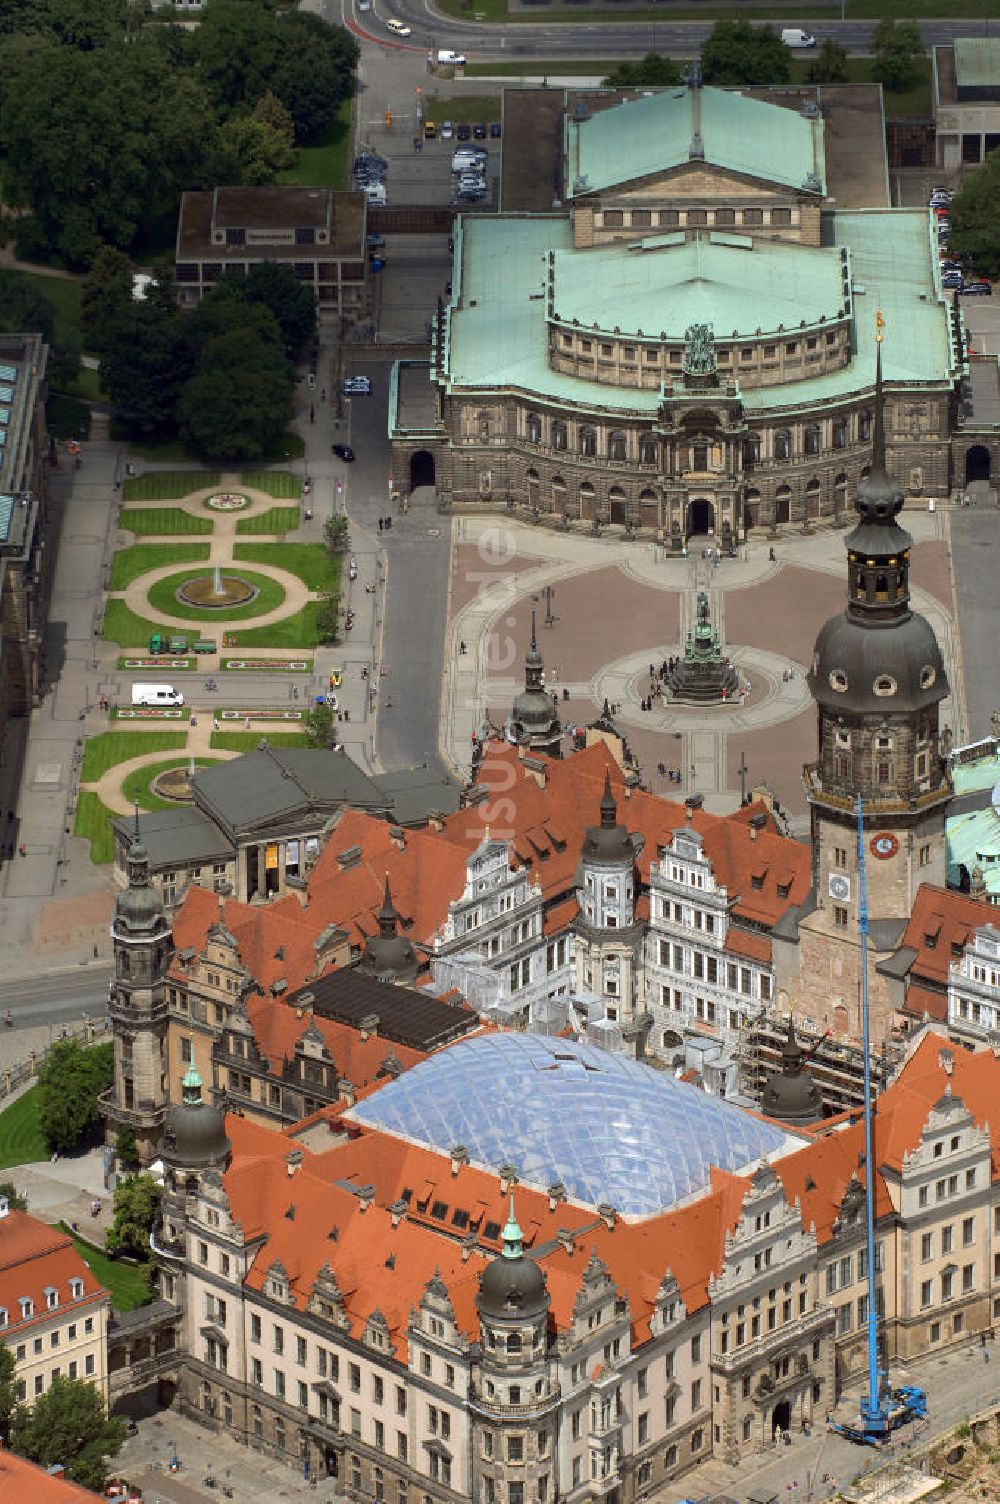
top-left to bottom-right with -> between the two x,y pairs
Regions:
386,17 -> 411,35
437,48 -> 467,66
452,147 -> 486,172
781,27 -> 816,47
364,183 -> 387,205
132,683 -> 185,708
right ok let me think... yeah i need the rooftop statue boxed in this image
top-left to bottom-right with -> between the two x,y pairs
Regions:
682,322 -> 716,377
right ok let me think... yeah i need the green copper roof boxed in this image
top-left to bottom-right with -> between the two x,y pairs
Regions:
946,808 -> 1000,900
564,86 -> 825,198
435,209 -> 956,418
551,232 -> 846,341
953,37 -> 1000,90
501,1195 -> 524,1259
952,748 -> 1000,798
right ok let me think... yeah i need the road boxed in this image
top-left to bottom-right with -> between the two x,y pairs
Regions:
0,971 -> 109,1032
949,496 -> 1000,744
350,4 -> 999,59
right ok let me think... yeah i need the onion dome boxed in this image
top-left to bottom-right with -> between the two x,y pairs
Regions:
761,1018 -> 823,1127
358,875 -> 420,984
581,771 -> 635,867
162,1066 -> 230,1170
477,1196 -> 548,1321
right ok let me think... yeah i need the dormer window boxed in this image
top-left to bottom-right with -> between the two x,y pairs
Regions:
0,1308 -> 7,1328
874,676 -> 897,697
45,1288 -> 57,1310
19,1298 -> 32,1319
70,1278 -> 84,1300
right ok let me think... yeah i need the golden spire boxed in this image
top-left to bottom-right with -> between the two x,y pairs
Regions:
875,309 -> 885,345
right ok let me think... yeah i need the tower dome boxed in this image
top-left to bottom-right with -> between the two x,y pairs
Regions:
477,1196 -> 549,1321
761,1018 -> 823,1127
162,1066 -> 230,1171
581,771 -> 635,867
510,612 -> 561,757
114,806 -> 169,937
357,875 -> 420,984
808,338 -> 948,719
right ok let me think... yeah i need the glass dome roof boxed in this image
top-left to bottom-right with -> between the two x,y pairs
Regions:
347,1033 -> 789,1217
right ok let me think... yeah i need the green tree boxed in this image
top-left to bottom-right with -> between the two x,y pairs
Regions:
305,701 -> 336,747
36,1040 -> 114,1154
106,1173 -> 161,1258
603,53 -> 682,88
315,591 -> 341,645
100,300 -> 193,440
242,262 -> 317,355
219,112 -> 295,185
267,10 -> 358,143
0,1345 -> 17,1443
948,149 -> 1000,280
701,21 -> 791,86
871,18 -> 925,92
323,514 -> 349,554
0,270 -> 56,345
10,1375 -> 126,1492
177,318 -> 295,462
114,1125 -> 138,1167
807,39 -> 850,85
81,246 -> 136,357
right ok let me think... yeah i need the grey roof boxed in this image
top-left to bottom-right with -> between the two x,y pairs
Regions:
868,916 -> 909,953
193,744 -> 390,837
371,765 -> 462,826
876,944 -> 917,980
112,806 -> 234,867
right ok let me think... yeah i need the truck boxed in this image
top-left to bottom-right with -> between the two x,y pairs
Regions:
132,683 -> 185,708
437,48 -> 467,66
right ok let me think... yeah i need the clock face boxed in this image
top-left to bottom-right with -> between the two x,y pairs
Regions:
870,832 -> 899,861
829,874 -> 850,902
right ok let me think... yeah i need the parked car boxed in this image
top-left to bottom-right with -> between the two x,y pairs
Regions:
489,121 -> 502,139
423,120 -> 437,139
963,279 -> 993,295
367,232 -> 385,248
332,444 -> 356,460
941,272 -> 963,289
440,121 -> 454,139
473,121 -> 487,139
456,122 -> 471,140
343,377 -> 372,395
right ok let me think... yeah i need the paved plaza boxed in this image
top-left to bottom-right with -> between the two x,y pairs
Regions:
442,508 -> 963,826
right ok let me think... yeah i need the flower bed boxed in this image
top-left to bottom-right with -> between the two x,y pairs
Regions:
118,657 -> 194,671
206,492 -> 250,511
221,658 -> 312,672
217,708 -> 305,721
112,707 -> 190,720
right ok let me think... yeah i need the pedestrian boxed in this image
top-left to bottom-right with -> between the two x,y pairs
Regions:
769,545 -> 776,562
378,517 -> 384,533
387,515 -> 393,530
93,943 -> 99,959
18,843 -> 25,858
460,640 -> 467,655
309,405 -> 315,425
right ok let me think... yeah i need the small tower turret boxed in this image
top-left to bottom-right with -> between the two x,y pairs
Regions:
509,612 -> 562,759
574,771 -> 645,1048
357,874 -> 420,985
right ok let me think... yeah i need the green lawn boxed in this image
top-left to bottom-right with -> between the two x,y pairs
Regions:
0,1087 -> 48,1171
239,470 -> 301,499
231,602 -> 324,649
443,0 -> 1000,18
235,506 -> 300,536
103,600 -> 181,647
63,366 -> 105,402
122,471 -> 220,502
57,1224 -> 151,1312
233,543 -> 340,592
11,271 -> 85,349
276,98 -> 352,189
119,508 -> 213,537
109,542 -> 210,590
211,731 -> 311,751
121,756 -> 220,812
81,731 -> 187,782
74,792 -> 118,864
146,568 -> 286,622
466,59 -> 618,75
424,94 -> 501,123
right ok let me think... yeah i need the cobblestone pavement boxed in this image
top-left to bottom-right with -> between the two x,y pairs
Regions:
442,510 -> 962,828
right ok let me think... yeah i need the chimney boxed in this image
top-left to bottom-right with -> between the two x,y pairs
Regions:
548,1181 -> 566,1211
390,1198 -> 408,1228
939,1048 -> 954,1076
286,1149 -> 303,1178
337,1078 -> 356,1106
461,1231 -> 477,1263
450,1144 -> 469,1176
358,1185 -> 375,1214
499,1164 -> 517,1193
749,812 -> 767,843
597,1202 -> 616,1231
556,1227 -> 576,1255
389,826 -> 407,851
359,1013 -> 380,1040
427,810 -> 444,832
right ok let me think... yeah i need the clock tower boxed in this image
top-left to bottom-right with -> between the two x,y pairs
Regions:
795,328 -> 951,1037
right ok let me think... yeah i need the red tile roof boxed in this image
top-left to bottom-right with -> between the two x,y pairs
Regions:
0,1213 -> 105,1336
898,885 -> 996,997
246,996 -> 426,1085
0,1447 -> 101,1502
724,928 -> 773,964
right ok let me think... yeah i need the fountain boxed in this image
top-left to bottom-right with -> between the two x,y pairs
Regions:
212,565 -> 223,598
665,591 -> 740,704
176,568 -> 256,608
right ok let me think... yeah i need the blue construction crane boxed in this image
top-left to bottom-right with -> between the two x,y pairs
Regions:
829,797 -> 927,1446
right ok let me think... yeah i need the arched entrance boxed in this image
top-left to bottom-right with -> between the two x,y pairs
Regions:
687,497 -> 715,538
410,450 -> 435,489
966,444 -> 991,482
772,1399 -> 791,1438
775,486 -> 791,525
609,486 -> 626,526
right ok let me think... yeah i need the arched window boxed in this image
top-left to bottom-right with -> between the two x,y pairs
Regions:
774,430 -> 791,461
580,426 -> 597,458
744,435 -> 761,466
552,420 -> 567,452
579,481 -> 595,517
859,410 -> 872,442
832,418 -> 847,449
476,411 -> 491,438
804,424 -> 821,456
526,414 -> 541,445
608,430 -> 627,462
507,1332 -> 522,1354
639,433 -> 659,467
551,475 -> 566,511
